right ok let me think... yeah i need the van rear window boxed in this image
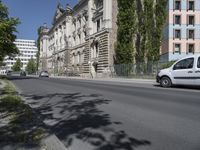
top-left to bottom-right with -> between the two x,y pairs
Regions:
198,57 -> 200,68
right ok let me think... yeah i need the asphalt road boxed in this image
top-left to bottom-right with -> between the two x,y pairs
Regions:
10,76 -> 200,150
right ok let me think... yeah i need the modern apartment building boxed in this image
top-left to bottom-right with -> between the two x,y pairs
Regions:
39,0 -> 117,77
161,0 -> 200,62
4,39 -> 38,70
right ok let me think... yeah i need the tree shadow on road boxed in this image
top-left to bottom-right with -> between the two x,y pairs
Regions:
21,92 -> 151,150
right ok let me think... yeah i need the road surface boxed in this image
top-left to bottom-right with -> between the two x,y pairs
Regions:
10,76 -> 200,150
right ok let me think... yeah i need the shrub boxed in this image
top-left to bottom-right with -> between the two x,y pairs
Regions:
3,80 -> 16,94
0,95 -> 22,108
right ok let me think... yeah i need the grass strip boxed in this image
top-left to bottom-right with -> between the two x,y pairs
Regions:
0,79 -> 45,143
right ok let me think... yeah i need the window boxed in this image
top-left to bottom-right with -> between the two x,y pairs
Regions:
78,34 -> 81,44
97,19 -> 101,32
174,43 -> 181,53
94,0 -> 103,10
174,29 -> 181,39
85,16 -> 88,22
73,37 -> 76,44
173,58 -> 194,70
174,15 -> 181,25
188,29 -> 194,39
73,20 -> 76,30
77,52 -> 81,64
95,42 -> 99,57
78,18 -> 81,27
72,53 -> 75,64
188,15 -> 195,25
188,1 -> 194,11
84,31 -> 87,37
174,1 -> 181,10
188,44 -> 195,53
197,57 -> 200,68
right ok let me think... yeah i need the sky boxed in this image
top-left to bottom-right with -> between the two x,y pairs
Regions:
2,0 -> 78,41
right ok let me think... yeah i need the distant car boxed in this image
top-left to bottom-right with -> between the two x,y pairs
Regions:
20,71 -> 26,76
6,70 -> 12,76
39,71 -> 49,77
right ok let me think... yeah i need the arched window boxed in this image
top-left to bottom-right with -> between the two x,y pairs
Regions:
72,53 -> 75,64
94,0 -> 103,10
95,42 -> 99,58
77,52 -> 81,64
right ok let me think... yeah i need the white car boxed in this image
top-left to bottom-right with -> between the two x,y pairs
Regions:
157,55 -> 200,88
39,71 -> 49,77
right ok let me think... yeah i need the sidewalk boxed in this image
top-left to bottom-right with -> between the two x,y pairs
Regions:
49,75 -> 156,84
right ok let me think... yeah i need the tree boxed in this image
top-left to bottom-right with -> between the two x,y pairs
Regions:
26,58 -> 36,74
0,0 -> 20,64
152,0 -> 168,61
36,26 -> 42,71
115,0 -> 136,64
12,58 -> 22,71
115,0 -> 167,65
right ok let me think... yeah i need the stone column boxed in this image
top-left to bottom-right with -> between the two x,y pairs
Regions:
103,0 -> 112,29
88,0 -> 93,35
54,28 -> 58,52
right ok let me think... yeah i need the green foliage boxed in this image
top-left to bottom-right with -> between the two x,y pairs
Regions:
0,1 -> 20,63
12,58 -> 22,71
0,95 -> 22,108
32,128 -> 45,141
0,79 -> 45,143
26,58 -> 36,74
3,80 -> 16,94
115,0 -> 168,64
161,61 -> 176,69
115,0 -> 136,64
36,27 -> 42,71
152,0 -> 168,61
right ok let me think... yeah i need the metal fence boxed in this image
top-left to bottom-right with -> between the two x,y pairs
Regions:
108,62 -> 170,78
49,61 -> 174,79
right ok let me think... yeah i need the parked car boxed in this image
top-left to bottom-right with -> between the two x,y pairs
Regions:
6,70 -> 12,76
157,55 -> 200,88
20,71 -> 26,76
39,71 -> 49,77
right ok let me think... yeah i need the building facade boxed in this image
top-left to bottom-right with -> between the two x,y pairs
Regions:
161,0 -> 200,62
39,0 -> 118,77
4,39 -> 38,70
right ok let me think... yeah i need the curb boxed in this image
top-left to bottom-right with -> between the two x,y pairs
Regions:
28,75 -> 155,84
41,135 -> 68,150
50,76 -> 156,84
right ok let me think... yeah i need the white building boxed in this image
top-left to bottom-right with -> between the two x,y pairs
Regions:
39,0 -> 118,77
4,39 -> 38,70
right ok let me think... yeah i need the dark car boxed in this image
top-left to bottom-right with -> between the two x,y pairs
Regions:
6,70 -> 12,76
20,71 -> 26,76
39,71 -> 49,77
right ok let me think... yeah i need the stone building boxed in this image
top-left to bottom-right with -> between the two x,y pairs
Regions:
39,0 -> 118,77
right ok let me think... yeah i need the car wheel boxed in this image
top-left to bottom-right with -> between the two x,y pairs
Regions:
160,77 -> 172,88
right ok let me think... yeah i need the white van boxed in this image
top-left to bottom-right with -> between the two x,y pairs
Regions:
157,55 -> 200,87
